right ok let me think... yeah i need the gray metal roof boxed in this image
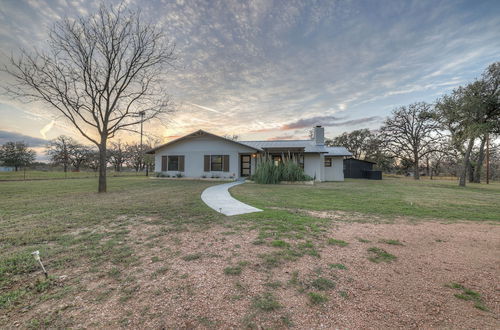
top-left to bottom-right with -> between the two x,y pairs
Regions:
146,129 -> 353,156
239,140 -> 352,155
324,146 -> 352,157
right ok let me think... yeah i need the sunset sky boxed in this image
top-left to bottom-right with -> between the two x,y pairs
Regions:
1,0 -> 499,159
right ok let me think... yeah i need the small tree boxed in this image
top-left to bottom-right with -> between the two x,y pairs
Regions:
380,102 -> 442,180
108,141 -> 126,172
46,136 -> 76,172
70,144 -> 91,171
125,143 -> 147,172
4,4 -> 176,192
0,141 -> 36,171
86,148 -> 101,172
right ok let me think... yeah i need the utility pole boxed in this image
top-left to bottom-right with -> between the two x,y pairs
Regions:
486,134 -> 489,184
138,111 -> 148,177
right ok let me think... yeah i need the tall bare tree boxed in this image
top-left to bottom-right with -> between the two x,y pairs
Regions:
4,4 -> 176,192
380,102 -> 441,180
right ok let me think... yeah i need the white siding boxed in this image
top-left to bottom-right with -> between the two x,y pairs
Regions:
154,135 -> 255,178
304,154 -> 324,181
324,157 -> 344,181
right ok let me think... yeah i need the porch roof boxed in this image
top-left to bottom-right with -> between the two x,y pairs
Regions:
239,140 -> 326,153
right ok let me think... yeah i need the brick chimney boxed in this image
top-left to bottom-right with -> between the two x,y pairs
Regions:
313,125 -> 324,146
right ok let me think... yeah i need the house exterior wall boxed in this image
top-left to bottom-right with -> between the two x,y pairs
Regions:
304,154 -> 323,181
324,157 -> 344,181
154,135 -> 255,178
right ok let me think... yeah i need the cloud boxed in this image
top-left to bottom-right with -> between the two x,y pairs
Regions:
0,130 -> 47,147
281,115 -> 382,130
1,0 -> 499,143
40,120 -> 55,139
267,134 -> 296,141
187,102 -> 225,115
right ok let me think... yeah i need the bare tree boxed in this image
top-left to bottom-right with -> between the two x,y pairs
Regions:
125,143 -> 144,172
70,144 -> 91,171
108,141 -> 126,172
380,102 -> 442,180
4,4 -> 176,192
47,136 -> 75,172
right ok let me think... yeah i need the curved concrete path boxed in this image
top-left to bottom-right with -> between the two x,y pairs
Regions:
201,181 -> 263,216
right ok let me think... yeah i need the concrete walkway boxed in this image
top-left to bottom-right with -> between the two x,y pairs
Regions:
201,181 -> 263,216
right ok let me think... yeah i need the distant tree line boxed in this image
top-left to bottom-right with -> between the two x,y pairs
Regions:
327,61 -> 500,186
0,136 -> 157,174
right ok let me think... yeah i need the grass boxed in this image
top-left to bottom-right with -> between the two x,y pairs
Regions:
445,282 -> 489,311
232,178 -> 500,221
367,247 -> 397,263
0,175 -> 497,327
182,253 -> 203,261
0,176 -> 219,321
308,292 -> 328,304
310,277 -> 335,290
252,292 -> 281,311
224,266 -> 243,275
271,239 -> 290,248
379,239 -> 404,246
327,238 -> 349,246
0,169 -> 141,181
329,263 -> 347,270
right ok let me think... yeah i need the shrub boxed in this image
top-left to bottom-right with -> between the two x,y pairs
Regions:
176,172 -> 183,178
253,156 -> 312,184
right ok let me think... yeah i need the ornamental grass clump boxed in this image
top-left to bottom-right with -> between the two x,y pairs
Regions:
253,155 -> 312,184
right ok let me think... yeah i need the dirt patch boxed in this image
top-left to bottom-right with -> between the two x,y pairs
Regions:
5,219 -> 499,329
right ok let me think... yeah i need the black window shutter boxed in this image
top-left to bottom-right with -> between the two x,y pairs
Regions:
179,156 -> 185,172
223,155 -> 230,172
204,155 -> 210,171
161,156 -> 167,171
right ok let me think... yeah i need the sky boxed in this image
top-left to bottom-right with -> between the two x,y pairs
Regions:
0,0 -> 499,159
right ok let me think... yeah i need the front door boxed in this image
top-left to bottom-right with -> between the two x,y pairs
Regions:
240,155 -> 251,177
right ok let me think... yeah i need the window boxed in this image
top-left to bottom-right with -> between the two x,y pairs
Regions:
211,155 -> 223,171
165,155 -> 184,171
324,157 -> 332,167
204,155 -> 230,172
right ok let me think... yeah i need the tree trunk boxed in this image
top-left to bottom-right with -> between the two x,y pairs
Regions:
414,154 -> 420,180
467,161 -> 474,183
473,137 -> 486,183
15,165 -> 18,171
64,163 -> 67,172
459,137 -> 475,187
98,138 -> 107,193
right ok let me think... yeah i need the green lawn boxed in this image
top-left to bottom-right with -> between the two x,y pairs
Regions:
0,169 -> 143,181
232,178 -> 500,221
0,176 -> 498,327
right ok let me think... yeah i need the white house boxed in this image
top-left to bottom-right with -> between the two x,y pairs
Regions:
146,126 -> 352,181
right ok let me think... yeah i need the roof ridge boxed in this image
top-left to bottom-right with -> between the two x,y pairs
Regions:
239,139 -> 313,142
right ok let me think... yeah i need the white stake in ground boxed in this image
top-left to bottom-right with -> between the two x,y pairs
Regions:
31,251 -> 48,279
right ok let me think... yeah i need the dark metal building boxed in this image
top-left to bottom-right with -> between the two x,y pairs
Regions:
343,158 -> 382,180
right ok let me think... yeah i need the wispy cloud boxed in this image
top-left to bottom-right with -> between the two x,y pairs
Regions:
40,120 -> 55,139
1,0 -> 499,142
0,130 -> 47,147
